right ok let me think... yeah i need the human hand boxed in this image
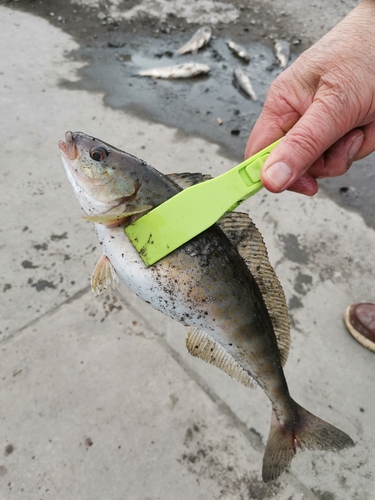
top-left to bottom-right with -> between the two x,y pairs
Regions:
245,0 -> 375,195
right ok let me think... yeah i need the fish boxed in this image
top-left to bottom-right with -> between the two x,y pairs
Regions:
177,26 -> 212,55
59,131 -> 354,483
233,68 -> 257,100
274,40 -> 290,68
226,40 -> 250,62
137,62 -> 211,79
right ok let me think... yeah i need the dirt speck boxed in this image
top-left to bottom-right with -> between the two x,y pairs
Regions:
21,260 -> 39,269
84,437 -> 93,448
31,279 -> 57,291
51,232 -> 68,241
4,445 -> 14,457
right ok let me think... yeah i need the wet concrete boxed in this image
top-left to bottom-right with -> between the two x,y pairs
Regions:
63,32 -> 292,155
5,0 -> 374,228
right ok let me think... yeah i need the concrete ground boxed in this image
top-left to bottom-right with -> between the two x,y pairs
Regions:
1,3 -> 374,500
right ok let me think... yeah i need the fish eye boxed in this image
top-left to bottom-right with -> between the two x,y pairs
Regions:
90,146 -> 109,161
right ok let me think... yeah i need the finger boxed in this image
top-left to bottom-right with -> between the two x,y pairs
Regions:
245,75 -> 303,158
308,129 -> 364,179
354,120 -> 375,160
287,173 -> 319,196
260,97 -> 354,193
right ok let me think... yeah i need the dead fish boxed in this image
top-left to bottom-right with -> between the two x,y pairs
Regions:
177,26 -> 212,55
226,40 -> 250,62
233,68 -> 257,100
274,40 -> 290,68
60,131 -> 354,483
137,62 -> 211,79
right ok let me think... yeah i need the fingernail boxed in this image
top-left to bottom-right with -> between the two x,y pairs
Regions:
264,162 -> 293,190
348,133 -> 364,162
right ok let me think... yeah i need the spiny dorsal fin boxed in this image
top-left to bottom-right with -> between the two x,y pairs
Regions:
217,212 -> 290,366
186,327 -> 257,388
166,172 -> 212,190
91,254 -> 119,297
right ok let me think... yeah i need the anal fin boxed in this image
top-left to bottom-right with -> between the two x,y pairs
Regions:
186,327 -> 256,388
91,254 -> 119,296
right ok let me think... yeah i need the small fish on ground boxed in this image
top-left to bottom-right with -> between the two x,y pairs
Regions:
60,131 -> 354,483
137,62 -> 211,79
226,40 -> 250,63
233,68 -> 257,100
177,26 -> 212,55
274,40 -> 290,68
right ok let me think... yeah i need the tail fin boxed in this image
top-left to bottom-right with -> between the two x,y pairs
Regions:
262,402 -> 355,483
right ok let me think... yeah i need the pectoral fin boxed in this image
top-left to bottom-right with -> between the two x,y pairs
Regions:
82,205 -> 153,227
186,327 -> 256,388
91,254 -> 119,296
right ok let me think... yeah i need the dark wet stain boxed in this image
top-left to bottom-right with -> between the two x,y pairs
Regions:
34,242 -> 48,251
279,234 -> 309,264
294,272 -> 313,295
51,232 -> 68,241
288,294 -> 303,309
4,445 -> 14,457
311,489 -> 336,500
184,427 -> 193,445
63,36 -> 288,164
31,279 -> 57,291
3,284 -> 11,293
21,260 -> 39,269
244,477 -> 281,500
0,466 -> 7,476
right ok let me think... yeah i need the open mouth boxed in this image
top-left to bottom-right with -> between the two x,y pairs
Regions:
58,131 -> 78,160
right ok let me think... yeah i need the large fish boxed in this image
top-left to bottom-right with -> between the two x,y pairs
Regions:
59,131 -> 354,482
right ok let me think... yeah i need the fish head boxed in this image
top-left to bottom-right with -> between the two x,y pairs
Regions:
59,131 -> 144,216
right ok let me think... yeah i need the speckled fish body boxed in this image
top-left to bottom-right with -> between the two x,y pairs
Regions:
226,40 -> 250,62
233,68 -> 257,100
60,131 -> 354,483
137,62 -> 211,78
177,26 -> 212,54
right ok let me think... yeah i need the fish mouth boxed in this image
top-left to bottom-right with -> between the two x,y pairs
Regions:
58,131 -> 78,160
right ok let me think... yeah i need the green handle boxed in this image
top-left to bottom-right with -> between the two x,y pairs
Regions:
125,138 -> 282,266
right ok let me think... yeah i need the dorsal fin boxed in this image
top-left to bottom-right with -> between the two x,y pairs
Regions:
186,327 -> 257,388
217,211 -> 290,366
166,172 -> 212,190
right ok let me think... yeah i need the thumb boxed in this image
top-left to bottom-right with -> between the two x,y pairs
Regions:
261,99 -> 350,193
